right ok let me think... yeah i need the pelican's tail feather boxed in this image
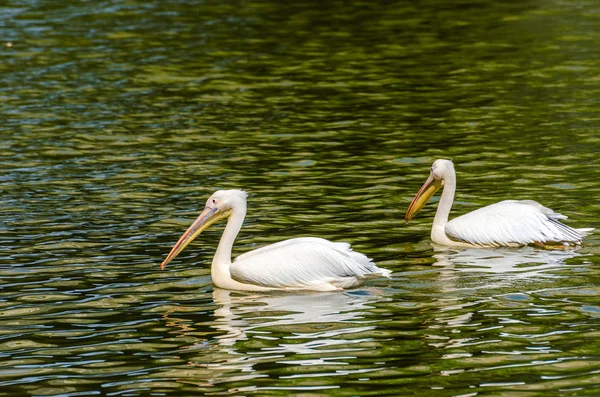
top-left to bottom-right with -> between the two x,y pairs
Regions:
577,228 -> 595,235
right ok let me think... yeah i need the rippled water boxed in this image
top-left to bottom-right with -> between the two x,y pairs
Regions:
2,0 -> 600,395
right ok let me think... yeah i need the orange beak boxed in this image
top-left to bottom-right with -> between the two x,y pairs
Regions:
405,174 -> 443,222
160,206 -> 226,269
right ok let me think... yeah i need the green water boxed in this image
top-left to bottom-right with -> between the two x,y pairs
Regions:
2,0 -> 600,395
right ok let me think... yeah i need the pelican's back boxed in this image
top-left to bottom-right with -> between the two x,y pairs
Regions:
231,237 -> 390,290
445,200 -> 586,247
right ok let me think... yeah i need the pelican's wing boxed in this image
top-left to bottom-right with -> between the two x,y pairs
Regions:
445,200 -> 585,247
231,237 -> 390,290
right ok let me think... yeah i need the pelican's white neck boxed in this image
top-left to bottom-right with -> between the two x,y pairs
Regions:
431,168 -> 456,243
212,202 -> 246,267
209,199 -> 272,291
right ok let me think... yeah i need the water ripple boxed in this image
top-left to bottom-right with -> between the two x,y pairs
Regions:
2,0 -> 600,395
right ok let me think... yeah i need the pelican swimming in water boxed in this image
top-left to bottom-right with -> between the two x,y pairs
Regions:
405,159 -> 592,248
160,189 -> 391,291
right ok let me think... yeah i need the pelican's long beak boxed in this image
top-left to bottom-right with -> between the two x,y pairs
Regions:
405,175 -> 443,222
160,206 -> 228,270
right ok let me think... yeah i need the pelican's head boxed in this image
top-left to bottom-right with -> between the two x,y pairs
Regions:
160,189 -> 248,269
405,159 -> 453,221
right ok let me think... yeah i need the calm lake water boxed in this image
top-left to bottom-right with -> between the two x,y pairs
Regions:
2,0 -> 600,396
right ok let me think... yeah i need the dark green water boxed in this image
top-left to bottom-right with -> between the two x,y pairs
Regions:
2,0 -> 600,395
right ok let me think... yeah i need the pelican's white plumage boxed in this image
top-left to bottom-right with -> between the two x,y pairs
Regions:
405,159 -> 592,248
161,190 -> 390,291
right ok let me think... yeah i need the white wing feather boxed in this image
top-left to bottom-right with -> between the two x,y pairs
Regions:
230,237 -> 390,289
445,200 -> 585,247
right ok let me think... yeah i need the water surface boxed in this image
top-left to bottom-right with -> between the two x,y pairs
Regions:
2,0 -> 600,396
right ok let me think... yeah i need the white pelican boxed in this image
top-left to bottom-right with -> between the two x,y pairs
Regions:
405,159 -> 592,248
160,189 -> 391,291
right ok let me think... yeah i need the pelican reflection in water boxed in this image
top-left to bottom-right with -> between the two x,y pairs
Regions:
160,289 -> 385,387
210,289 -> 381,348
406,159 -> 593,248
161,190 -> 391,291
432,246 -> 583,276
